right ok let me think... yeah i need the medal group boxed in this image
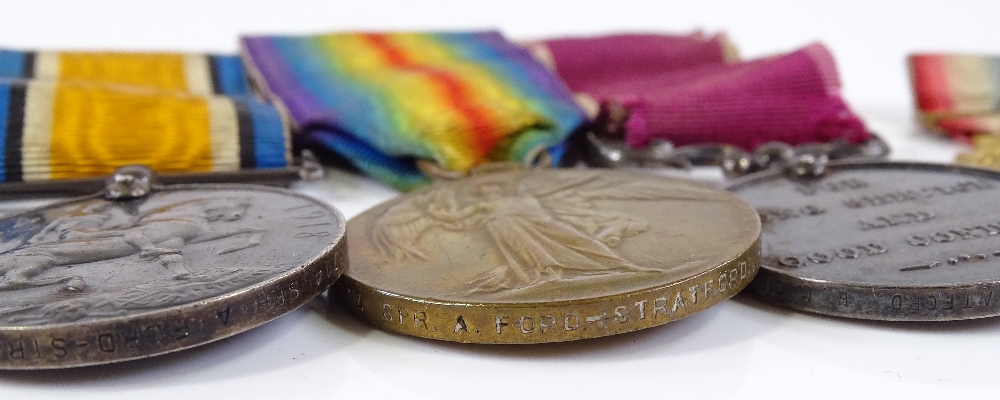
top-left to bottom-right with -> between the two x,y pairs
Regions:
0,31 -> 993,370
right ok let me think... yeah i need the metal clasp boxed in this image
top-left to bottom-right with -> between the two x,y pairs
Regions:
0,150 -> 323,200
105,165 -> 155,200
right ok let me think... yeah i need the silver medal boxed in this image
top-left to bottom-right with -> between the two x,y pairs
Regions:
729,161 -> 1000,321
0,166 -> 346,369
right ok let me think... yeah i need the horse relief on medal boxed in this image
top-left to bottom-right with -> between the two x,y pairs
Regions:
0,188 -> 343,334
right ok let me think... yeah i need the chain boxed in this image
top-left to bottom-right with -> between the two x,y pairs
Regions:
412,97 -> 891,182
575,100 -> 891,178
578,130 -> 890,179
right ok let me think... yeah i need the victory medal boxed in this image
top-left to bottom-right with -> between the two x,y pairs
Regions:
333,169 -> 761,343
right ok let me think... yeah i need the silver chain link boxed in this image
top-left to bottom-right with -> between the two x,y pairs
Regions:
579,130 -> 891,179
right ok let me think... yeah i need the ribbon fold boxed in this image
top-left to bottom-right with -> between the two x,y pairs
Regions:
241,31 -> 587,190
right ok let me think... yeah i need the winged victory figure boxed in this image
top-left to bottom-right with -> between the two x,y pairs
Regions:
370,171 -> 726,295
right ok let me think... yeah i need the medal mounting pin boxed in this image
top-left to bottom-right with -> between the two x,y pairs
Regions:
104,165 -> 155,200
0,151 -> 323,215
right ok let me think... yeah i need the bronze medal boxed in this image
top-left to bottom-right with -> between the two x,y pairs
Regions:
0,167 -> 346,369
333,169 -> 760,343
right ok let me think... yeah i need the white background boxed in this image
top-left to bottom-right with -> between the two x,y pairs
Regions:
0,1 -> 995,398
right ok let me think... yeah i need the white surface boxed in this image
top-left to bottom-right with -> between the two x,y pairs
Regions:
0,1 -> 995,398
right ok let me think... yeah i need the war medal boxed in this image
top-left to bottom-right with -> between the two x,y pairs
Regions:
333,169 -> 760,343
0,166 -> 346,369
729,161 -> 1000,321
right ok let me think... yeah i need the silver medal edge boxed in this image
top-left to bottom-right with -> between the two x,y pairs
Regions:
728,160 -> 1000,321
0,184 -> 348,369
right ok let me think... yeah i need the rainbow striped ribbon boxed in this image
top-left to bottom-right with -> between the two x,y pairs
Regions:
0,51 -> 289,182
242,31 -> 586,190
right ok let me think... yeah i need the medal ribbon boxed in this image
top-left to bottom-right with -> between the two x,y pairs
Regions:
241,31 -> 587,190
0,50 -> 290,182
909,53 -> 1000,142
531,34 -> 871,150
907,53 -> 1000,168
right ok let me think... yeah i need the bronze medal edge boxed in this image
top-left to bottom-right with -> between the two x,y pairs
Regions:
330,238 -> 760,344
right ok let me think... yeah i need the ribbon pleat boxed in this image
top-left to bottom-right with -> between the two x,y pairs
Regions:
242,31 -> 586,191
537,34 -> 870,150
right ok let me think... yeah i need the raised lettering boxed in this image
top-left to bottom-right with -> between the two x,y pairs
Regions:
381,304 -> 392,321
539,315 -> 556,333
174,321 -> 190,340
634,300 -> 647,319
931,232 -> 956,242
518,316 -> 534,334
836,247 -> 860,259
778,257 -> 804,268
7,341 -> 24,359
688,285 -> 699,304
496,316 -> 509,334
51,338 -> 67,358
614,306 -> 628,323
564,313 -> 580,331
144,325 -> 161,345
652,297 -> 668,318
454,315 -> 469,333
978,224 -> 1000,235
255,292 -> 270,312
122,330 -> 139,348
672,292 -> 686,312
807,252 -> 833,264
217,306 -> 231,325
98,334 -> 115,352
950,228 -> 981,240
413,310 -> 428,330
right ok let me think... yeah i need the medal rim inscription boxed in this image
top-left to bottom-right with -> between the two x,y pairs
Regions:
728,160 -> 1000,321
334,169 -> 762,343
0,183 -> 348,369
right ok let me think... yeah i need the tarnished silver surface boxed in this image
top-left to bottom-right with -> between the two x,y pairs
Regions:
0,183 -> 346,369
728,161 -> 1000,320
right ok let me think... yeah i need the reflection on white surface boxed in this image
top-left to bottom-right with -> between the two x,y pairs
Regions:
0,1 -> 996,398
